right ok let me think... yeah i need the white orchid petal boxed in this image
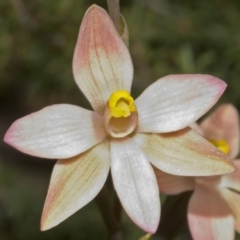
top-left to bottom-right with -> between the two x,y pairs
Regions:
188,183 -> 234,240
73,5 -> 133,114
111,138 -> 160,233
4,104 -> 107,159
133,128 -> 234,176
136,74 -> 226,133
41,140 -> 110,230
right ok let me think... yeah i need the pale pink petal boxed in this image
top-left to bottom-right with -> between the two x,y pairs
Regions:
41,140 -> 110,230
111,138 -> 160,233
188,183 -> 234,240
73,5 -> 133,114
220,188 -> 240,232
153,167 -> 195,194
220,160 -> 240,192
4,104 -> 107,159
190,122 -> 204,136
133,128 -> 235,176
201,104 -> 239,158
135,74 -> 226,133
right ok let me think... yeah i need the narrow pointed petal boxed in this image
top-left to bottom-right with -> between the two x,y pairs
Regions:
73,5 -> 133,114
4,104 -> 107,159
133,128 -> 235,176
111,138 -> 160,233
135,74 -> 226,133
188,183 -> 234,240
41,140 -> 110,230
220,188 -> 240,232
220,160 -> 240,192
201,104 -> 240,158
154,167 -> 194,194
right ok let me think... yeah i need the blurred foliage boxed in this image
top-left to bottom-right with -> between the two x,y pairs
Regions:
1,0 -> 240,239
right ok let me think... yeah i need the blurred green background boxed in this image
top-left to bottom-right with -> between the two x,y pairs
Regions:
1,0 -> 240,239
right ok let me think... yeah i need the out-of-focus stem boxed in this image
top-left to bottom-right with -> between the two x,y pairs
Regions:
95,185 -> 122,240
10,0 -> 35,29
107,0 -> 120,34
113,191 -> 122,222
152,192 -> 193,240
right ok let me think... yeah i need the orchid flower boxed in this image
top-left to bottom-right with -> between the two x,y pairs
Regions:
155,104 -> 240,239
4,5 -> 235,233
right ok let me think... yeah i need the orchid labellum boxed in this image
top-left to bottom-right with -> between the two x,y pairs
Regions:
155,104 -> 240,239
4,5 -> 235,233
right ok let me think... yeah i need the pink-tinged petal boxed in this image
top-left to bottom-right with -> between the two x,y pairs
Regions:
41,140 -> 110,230
133,128 -> 235,176
111,138 -> 160,233
220,160 -> 240,192
153,167 -> 195,194
135,74 -> 226,133
220,188 -> 240,232
188,183 -> 234,240
73,5 -> 133,114
190,122 -> 204,136
201,104 -> 239,159
4,104 -> 107,159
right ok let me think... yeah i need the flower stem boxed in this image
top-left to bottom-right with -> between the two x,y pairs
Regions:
152,192 -> 192,240
113,191 -> 122,222
107,0 -> 120,34
95,185 -> 122,240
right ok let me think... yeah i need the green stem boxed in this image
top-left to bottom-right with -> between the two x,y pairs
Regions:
107,0 -> 120,34
152,192 -> 193,240
95,185 -> 122,240
113,192 -> 122,222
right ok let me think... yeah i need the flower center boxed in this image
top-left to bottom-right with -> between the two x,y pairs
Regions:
208,139 -> 230,154
108,90 -> 136,117
103,90 -> 138,138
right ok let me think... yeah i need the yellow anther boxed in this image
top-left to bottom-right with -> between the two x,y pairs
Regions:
209,139 -> 230,154
108,90 -> 136,118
